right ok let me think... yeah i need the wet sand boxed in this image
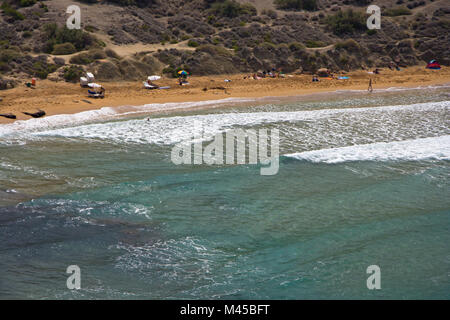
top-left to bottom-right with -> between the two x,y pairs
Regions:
0,66 -> 449,124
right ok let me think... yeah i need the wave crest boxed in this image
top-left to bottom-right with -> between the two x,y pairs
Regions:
285,135 -> 450,163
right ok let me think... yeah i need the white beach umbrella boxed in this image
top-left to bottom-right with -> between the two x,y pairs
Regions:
148,75 -> 161,81
86,72 -> 95,82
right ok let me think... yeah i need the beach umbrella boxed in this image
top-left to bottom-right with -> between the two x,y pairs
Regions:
178,70 -> 189,76
148,75 -> 161,81
426,60 -> 441,70
317,68 -> 330,77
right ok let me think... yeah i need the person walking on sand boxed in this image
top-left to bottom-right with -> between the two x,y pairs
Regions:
368,78 -> 373,92
99,86 -> 106,98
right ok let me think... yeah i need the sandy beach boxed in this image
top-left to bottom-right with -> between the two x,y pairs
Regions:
0,66 -> 449,123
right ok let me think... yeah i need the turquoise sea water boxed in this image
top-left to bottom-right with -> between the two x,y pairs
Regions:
0,87 -> 449,299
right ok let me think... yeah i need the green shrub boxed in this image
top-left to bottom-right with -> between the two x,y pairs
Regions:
69,52 -> 93,65
101,0 -> 156,7
75,0 -> 98,3
89,49 -> 106,60
187,40 -> 199,47
274,0 -> 318,11
305,40 -> 326,48
196,44 -> 231,56
63,65 -> 84,82
52,42 -> 77,55
162,66 -> 174,75
0,40 -> 10,49
262,9 -> 278,19
32,61 -> 58,79
339,53 -> 349,65
0,48 -> 20,63
22,30 -> 32,38
239,3 -> 257,15
210,0 -> 256,18
351,0 -> 371,5
39,1 -> 48,12
207,15 -> 215,24
325,9 -> 366,35
334,39 -> 360,52
0,61 -> 11,72
84,25 -> 98,33
43,23 -> 97,54
69,49 -> 106,64
384,7 -> 412,16
105,48 -> 121,59
19,0 -> 36,6
162,65 -> 191,78
289,42 -> 305,51
0,2 -> 25,20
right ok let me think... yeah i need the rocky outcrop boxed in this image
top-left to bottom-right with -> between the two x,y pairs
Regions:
23,110 -> 45,118
0,113 -> 16,119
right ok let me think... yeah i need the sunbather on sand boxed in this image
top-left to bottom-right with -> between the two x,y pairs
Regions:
147,80 -> 159,88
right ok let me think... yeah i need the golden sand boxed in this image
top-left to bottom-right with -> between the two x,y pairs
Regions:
0,66 -> 449,123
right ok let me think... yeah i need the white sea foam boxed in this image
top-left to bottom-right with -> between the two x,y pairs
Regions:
32,101 -> 449,145
0,107 -> 118,138
285,135 -> 450,163
0,98 -> 251,141
335,83 -> 450,94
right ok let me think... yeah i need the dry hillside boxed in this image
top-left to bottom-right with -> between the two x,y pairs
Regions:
0,0 -> 448,85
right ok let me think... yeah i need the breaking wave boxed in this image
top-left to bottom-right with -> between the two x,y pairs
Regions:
285,135 -> 450,163
31,101 -> 449,145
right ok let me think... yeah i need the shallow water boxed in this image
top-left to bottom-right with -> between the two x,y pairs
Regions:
0,87 -> 449,299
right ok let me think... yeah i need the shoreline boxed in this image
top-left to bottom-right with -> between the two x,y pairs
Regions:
1,66 -> 449,124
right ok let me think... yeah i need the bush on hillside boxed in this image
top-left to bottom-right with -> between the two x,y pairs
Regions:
325,9 -> 366,35
209,0 -> 256,18
274,0 -> 317,11
384,7 -> 412,16
188,39 -> 200,47
80,0 -> 157,7
52,43 -> 77,55
32,61 -> 58,79
6,0 -> 37,6
63,65 -> 84,82
305,40 -> 326,48
0,48 -> 21,63
0,2 -> 25,20
69,49 -> 106,65
42,23 -> 97,54
334,39 -> 360,52
105,48 -> 121,59
274,0 -> 318,11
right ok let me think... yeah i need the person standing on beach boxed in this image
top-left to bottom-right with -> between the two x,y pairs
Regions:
368,78 -> 373,92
